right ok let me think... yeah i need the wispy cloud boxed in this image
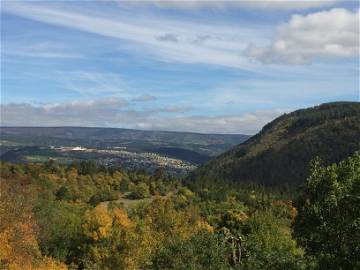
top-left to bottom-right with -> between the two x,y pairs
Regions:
132,0 -> 343,10
2,1 -> 265,70
3,42 -> 83,59
132,94 -> 158,102
52,71 -> 127,96
156,33 -> 179,43
4,50 -> 83,59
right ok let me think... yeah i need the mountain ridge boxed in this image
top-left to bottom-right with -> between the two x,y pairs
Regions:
0,126 -> 250,136
190,101 -> 360,185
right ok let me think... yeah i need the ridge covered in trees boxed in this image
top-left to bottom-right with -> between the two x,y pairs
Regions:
190,102 -> 360,185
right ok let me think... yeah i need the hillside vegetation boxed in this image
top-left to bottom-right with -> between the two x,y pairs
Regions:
190,102 -> 360,185
1,152 -> 359,269
1,102 -> 359,269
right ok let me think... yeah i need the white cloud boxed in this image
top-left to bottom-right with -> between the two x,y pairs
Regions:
42,97 -> 129,112
1,98 -> 129,127
238,0 -> 343,10
245,8 -> 359,64
0,100 -> 291,134
133,109 -> 291,134
135,0 -> 343,10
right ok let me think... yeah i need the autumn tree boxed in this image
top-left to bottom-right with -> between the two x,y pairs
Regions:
0,176 -> 67,270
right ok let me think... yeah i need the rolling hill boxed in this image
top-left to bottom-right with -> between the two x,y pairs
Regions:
190,102 -> 360,185
0,127 -> 249,165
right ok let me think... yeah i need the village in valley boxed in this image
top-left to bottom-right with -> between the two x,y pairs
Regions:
51,145 -> 197,174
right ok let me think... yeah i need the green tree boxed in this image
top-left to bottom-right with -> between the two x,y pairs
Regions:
242,211 -> 307,270
34,200 -> 86,265
77,160 -> 97,175
128,183 -> 150,199
119,177 -> 130,193
294,152 -> 360,270
55,186 -> 72,201
150,231 -> 229,270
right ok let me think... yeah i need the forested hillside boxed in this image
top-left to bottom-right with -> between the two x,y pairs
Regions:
190,102 -> 360,185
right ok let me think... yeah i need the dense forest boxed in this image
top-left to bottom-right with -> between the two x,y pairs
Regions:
1,151 -> 360,269
191,102 -> 360,185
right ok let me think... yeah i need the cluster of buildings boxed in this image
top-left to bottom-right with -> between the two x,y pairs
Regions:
51,145 -> 197,174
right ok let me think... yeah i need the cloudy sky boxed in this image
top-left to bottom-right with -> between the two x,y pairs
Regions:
1,0 -> 359,134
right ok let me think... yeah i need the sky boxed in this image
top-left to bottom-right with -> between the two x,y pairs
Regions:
1,0 -> 359,134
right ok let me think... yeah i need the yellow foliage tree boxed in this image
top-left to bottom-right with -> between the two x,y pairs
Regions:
0,179 -> 67,270
83,204 -> 113,240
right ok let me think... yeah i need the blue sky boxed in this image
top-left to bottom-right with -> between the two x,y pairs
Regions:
1,0 -> 359,134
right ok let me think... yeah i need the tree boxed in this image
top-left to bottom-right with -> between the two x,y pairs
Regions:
77,160 -> 97,175
0,176 -> 67,270
128,183 -> 150,199
55,186 -> 72,201
34,200 -> 86,264
150,231 -> 229,270
119,177 -> 130,193
293,152 -> 360,270
242,211 -> 307,270
81,204 -> 146,269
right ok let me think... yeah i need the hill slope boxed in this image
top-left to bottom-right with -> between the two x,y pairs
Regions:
190,102 -> 360,185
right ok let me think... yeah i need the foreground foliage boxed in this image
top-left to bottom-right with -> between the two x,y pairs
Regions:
294,152 -> 360,270
1,152 -> 359,269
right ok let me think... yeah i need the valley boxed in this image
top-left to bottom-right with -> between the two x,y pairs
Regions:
0,127 -> 249,175
1,102 -> 359,270
2,2 -> 359,268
